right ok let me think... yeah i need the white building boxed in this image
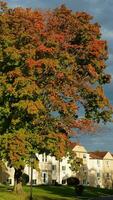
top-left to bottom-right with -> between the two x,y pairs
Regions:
88,151 -> 113,188
4,152 -> 72,186
1,144 -> 113,189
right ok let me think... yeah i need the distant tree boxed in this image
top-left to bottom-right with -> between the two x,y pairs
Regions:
68,150 -> 83,175
0,160 -> 9,184
0,2 -> 112,192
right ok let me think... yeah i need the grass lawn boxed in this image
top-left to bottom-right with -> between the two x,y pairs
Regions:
0,185 -> 113,200
81,186 -> 113,199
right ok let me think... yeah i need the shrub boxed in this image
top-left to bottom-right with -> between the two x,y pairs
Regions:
75,184 -> 84,196
22,173 -> 29,185
67,177 -> 80,186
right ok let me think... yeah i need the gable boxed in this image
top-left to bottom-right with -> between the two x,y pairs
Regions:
72,145 -> 87,153
103,152 -> 113,160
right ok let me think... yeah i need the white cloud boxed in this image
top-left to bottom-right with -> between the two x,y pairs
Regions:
102,28 -> 113,40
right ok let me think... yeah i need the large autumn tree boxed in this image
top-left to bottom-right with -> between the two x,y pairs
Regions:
0,2 -> 112,190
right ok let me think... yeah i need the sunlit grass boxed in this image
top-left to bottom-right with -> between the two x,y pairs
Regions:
0,185 -> 113,200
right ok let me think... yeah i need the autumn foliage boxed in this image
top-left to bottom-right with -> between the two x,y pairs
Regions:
0,2 -> 112,169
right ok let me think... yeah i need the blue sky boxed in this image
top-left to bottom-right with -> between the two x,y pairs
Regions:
6,0 -> 113,152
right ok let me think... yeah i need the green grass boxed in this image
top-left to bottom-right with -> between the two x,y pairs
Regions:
0,185 -> 113,200
80,186 -> 113,199
25,185 -> 77,200
0,185 -> 76,200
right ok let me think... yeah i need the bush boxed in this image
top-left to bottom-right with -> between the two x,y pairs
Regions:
67,177 -> 80,186
75,184 -> 84,196
22,173 -> 29,185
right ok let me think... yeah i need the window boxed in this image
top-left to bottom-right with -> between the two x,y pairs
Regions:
45,155 -> 47,162
42,154 -> 44,162
106,161 -> 109,167
83,179 -> 87,185
83,154 -> 86,159
52,180 -> 56,185
97,173 -> 100,178
97,184 -> 100,188
7,179 -> 12,185
52,165 -> 56,171
83,167 -> 87,173
62,179 -> 67,184
97,160 -> 100,167
42,154 -> 47,162
87,182 -> 89,185
42,172 -> 48,183
32,179 -> 37,185
62,166 -> 66,171
84,171 -> 87,175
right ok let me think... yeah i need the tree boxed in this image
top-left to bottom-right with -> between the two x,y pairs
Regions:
0,2 -> 112,192
68,142 -> 83,181
0,159 -> 9,184
68,152 -> 83,175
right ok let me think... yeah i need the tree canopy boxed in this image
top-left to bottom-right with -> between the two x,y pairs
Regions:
0,2 -> 112,170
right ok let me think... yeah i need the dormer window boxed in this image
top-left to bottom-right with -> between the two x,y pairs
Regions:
83,154 -> 86,159
42,154 -> 47,162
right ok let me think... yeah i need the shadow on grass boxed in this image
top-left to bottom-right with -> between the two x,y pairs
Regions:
28,196 -> 66,200
79,187 -> 113,200
36,185 -> 75,197
25,185 -> 77,200
32,186 -> 113,200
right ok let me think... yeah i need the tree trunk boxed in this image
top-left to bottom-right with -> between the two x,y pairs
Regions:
14,168 -> 23,194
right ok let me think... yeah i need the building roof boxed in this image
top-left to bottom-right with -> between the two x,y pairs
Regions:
89,151 -> 108,159
68,141 -> 77,149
